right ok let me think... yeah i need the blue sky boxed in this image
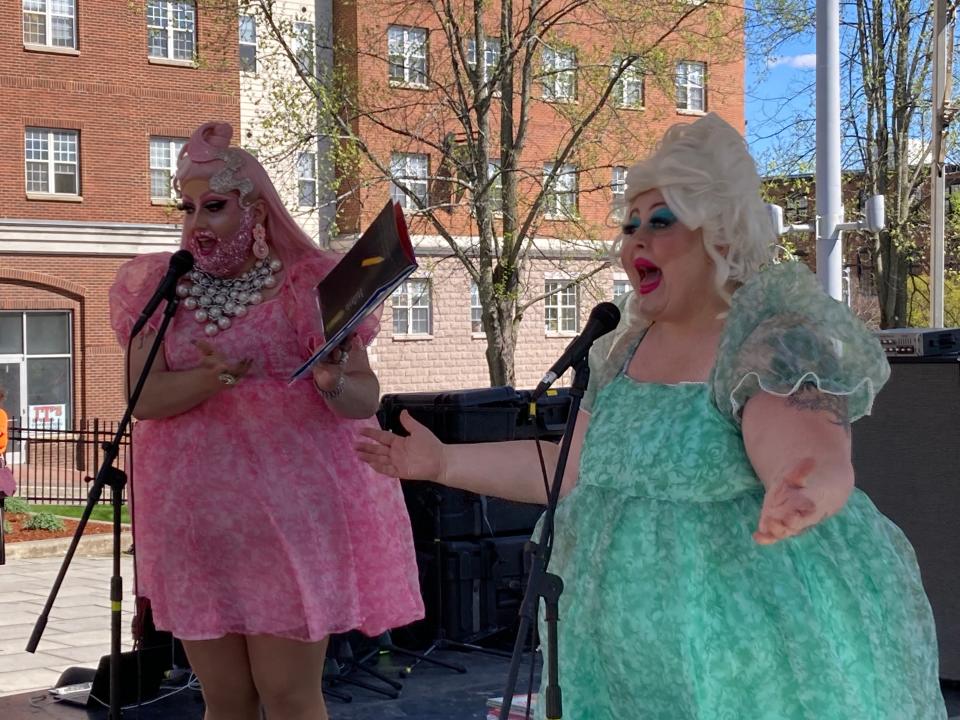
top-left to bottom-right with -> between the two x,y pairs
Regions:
744,30 -> 818,172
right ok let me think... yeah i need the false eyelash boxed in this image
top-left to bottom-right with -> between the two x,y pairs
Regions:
621,219 -> 641,235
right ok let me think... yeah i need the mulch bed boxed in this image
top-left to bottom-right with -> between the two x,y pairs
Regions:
2,512 -> 114,543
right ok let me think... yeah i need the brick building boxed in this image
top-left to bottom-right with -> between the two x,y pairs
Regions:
0,1 -> 239,440
0,0 -> 746,439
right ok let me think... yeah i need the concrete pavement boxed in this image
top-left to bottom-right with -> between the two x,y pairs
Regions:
0,555 -> 135,697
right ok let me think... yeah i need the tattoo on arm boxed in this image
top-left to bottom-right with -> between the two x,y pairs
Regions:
787,385 -> 851,432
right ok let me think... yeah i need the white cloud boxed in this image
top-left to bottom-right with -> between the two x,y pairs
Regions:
767,53 -> 817,70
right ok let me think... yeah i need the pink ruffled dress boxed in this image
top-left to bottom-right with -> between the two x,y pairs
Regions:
109,251 -> 424,641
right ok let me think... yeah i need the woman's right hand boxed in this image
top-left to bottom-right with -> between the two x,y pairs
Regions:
194,340 -> 253,384
355,410 -> 445,481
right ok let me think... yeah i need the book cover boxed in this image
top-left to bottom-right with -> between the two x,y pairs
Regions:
289,200 -> 417,381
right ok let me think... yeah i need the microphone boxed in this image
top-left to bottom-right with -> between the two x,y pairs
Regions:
530,301 -> 621,402
129,250 -> 195,340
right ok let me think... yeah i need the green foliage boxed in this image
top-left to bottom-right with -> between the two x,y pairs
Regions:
2,519 -> 10,535
4,496 -> 30,514
906,273 -> 960,328
30,504 -> 131,524
23,512 -> 66,532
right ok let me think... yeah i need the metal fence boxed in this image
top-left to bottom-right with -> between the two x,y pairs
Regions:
4,419 -> 130,505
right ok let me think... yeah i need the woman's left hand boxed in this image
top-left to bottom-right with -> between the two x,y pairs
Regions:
311,334 -> 357,393
753,457 -> 853,545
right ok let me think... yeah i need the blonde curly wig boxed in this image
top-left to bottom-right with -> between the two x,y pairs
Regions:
614,113 -> 776,303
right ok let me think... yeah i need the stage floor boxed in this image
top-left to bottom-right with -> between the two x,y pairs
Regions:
0,644 -> 534,720
1,651 -> 958,719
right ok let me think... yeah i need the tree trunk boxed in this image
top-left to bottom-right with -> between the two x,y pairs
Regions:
484,296 -> 518,387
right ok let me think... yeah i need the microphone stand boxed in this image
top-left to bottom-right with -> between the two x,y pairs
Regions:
499,353 -> 590,720
26,292 -> 181,720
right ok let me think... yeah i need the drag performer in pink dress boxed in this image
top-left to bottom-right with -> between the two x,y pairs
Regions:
109,122 -> 423,720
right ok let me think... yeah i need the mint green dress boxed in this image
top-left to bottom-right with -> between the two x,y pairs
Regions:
535,262 -> 945,719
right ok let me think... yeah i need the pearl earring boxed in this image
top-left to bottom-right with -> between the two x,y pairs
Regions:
252,223 -> 269,260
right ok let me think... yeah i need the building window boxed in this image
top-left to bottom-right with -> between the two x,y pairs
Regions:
612,166 -> 627,204
147,0 -> 196,61
676,61 -> 706,111
470,283 -> 483,333
239,15 -> 257,72
388,25 -> 427,86
542,46 -> 577,102
486,160 -> 502,214
25,128 -> 79,195
544,280 -> 579,334
612,56 -> 643,108
0,311 -> 73,430
298,152 -> 317,207
149,137 -> 186,200
613,278 -> 630,298
390,152 -> 429,210
467,38 -> 501,84
785,194 -> 808,224
543,163 -> 577,219
392,279 -> 432,335
22,0 -> 77,49
294,21 -> 314,74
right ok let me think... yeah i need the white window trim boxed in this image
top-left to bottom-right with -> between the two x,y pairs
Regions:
543,163 -> 578,220
612,57 -> 644,109
543,275 -> 580,337
147,0 -> 197,62
612,272 -> 631,300
25,128 -> 80,197
22,0 -> 77,50
470,282 -> 484,337
467,38 -> 501,85
298,152 -> 318,208
294,21 -> 314,74
676,60 -> 706,112
239,15 -> 257,73
542,46 -> 577,103
392,278 -> 433,338
390,152 -> 430,211
149,137 -> 186,202
388,25 -> 428,88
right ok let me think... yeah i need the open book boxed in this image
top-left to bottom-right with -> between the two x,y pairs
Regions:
289,200 -> 417,382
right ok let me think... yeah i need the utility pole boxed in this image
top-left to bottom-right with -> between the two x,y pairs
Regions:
816,0 -> 844,301
930,0 -> 953,328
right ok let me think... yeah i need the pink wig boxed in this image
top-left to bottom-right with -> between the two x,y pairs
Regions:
174,122 -> 318,264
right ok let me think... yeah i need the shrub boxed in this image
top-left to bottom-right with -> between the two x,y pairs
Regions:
23,512 -> 65,532
4,497 -> 30,514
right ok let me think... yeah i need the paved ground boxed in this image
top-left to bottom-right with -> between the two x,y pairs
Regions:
0,556 -> 135,697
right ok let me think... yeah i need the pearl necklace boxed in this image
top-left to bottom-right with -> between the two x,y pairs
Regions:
176,257 -> 283,336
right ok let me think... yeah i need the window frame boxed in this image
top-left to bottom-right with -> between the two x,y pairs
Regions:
543,162 -> 578,219
470,282 -> 483,334
544,279 -> 580,335
612,56 -> 644,109
297,152 -> 318,208
675,60 -> 706,112
149,136 -> 186,201
22,0 -> 77,50
293,21 -> 314,75
541,46 -> 577,102
392,278 -> 433,336
239,15 -> 257,73
25,127 -> 80,197
387,25 -> 428,87
146,0 -> 197,62
390,152 -> 430,210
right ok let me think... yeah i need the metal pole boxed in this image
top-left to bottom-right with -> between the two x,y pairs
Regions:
931,0 -> 950,328
316,0 -> 336,248
816,0 -> 844,300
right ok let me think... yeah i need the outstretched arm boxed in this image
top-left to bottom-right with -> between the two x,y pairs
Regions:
355,409 -> 590,504
742,386 -> 854,545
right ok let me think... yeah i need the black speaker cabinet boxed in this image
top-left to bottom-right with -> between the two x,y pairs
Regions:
851,357 -> 960,680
